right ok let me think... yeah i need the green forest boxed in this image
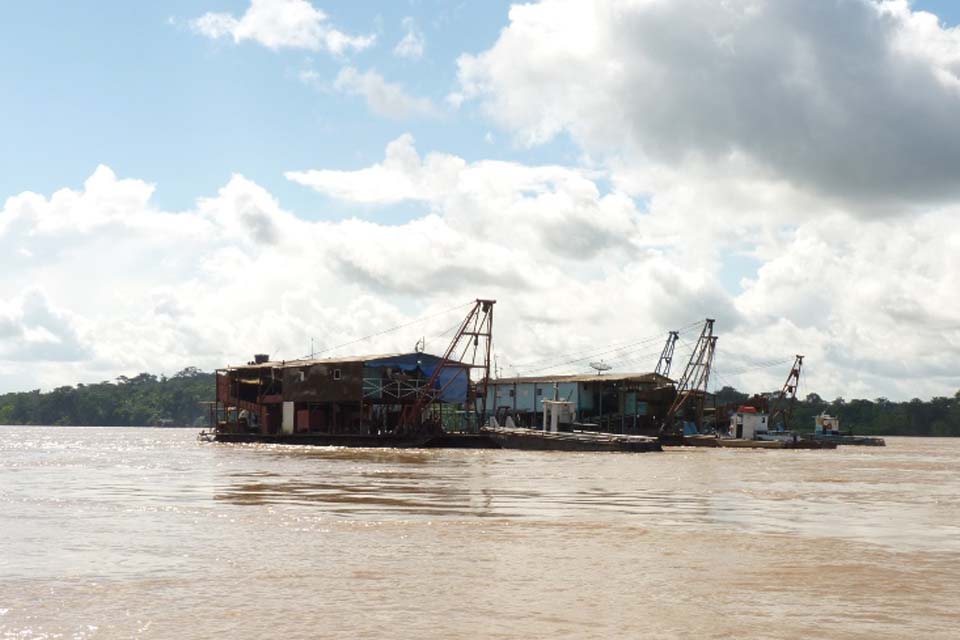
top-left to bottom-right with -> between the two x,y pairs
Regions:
0,368 -> 213,427
0,370 -> 958,435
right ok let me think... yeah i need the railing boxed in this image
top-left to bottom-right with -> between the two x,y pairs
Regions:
362,377 -> 437,402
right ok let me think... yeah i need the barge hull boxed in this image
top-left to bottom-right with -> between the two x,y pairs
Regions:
804,434 -> 886,446
482,427 -> 662,452
208,429 -> 662,452
212,432 -> 439,448
714,438 -> 837,450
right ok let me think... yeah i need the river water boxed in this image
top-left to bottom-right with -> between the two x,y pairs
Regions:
1,427 -> 958,639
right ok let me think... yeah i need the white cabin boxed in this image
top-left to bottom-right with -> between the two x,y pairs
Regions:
814,413 -> 841,435
729,408 -> 768,440
542,400 -> 575,433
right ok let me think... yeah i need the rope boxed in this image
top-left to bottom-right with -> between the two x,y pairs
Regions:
300,300 -> 475,359
508,319 -> 704,374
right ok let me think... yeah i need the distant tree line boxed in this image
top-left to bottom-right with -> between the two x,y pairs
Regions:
0,368 -> 213,427
2,370 -> 959,435
714,386 -> 960,437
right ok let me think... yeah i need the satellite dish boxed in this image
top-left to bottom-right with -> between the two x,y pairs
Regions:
590,361 -> 612,374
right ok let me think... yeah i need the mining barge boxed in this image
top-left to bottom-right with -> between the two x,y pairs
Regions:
202,302 -> 829,455
204,300 -> 664,453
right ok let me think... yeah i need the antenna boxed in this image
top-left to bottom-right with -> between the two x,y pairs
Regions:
589,360 -> 612,375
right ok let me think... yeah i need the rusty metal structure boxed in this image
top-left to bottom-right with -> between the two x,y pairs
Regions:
211,300 -> 495,443
768,354 -> 803,431
400,299 -> 495,433
661,319 -> 717,433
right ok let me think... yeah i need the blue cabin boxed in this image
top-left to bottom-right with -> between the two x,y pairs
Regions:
486,372 -> 674,434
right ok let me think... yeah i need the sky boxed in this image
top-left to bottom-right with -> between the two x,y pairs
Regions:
2,0 -> 960,401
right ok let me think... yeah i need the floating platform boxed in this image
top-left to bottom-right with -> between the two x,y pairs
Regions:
803,434 -> 886,446
481,427 -> 662,452
201,428 -> 661,452
205,431 -> 441,448
714,437 -> 837,450
659,434 -> 722,447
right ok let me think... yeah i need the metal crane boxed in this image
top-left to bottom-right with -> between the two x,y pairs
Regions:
655,330 -> 679,378
399,299 -> 495,433
769,355 -> 803,431
661,319 -> 717,434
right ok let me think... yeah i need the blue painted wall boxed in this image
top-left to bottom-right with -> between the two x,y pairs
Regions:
364,353 -> 469,403
488,381 -> 580,413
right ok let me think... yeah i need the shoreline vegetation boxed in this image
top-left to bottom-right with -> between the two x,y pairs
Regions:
0,368 -> 211,428
0,370 -> 958,436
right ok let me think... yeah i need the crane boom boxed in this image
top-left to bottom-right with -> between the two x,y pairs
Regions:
769,355 -> 803,431
661,319 -> 716,433
399,299 -> 495,433
655,330 -> 679,377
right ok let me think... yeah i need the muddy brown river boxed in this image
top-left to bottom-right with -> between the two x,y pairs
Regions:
1,427 -> 957,638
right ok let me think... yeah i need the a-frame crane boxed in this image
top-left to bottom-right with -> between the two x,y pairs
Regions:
655,330 -> 679,378
768,355 -> 803,431
661,319 -> 717,434
399,299 -> 495,434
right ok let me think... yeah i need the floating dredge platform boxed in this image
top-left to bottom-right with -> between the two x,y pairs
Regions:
204,302 -> 841,456
480,427 -> 661,452
205,428 -> 661,452
659,434 -> 836,449
803,434 -> 886,447
714,437 -> 836,450
807,414 -> 886,446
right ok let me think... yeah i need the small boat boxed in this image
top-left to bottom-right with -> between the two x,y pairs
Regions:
716,405 -> 836,449
804,413 -> 886,446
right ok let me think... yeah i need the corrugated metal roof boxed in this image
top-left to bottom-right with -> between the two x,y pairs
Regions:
489,372 -> 673,385
224,352 -> 454,371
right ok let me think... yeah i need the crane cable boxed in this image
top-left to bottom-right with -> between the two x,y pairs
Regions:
299,300 -> 475,359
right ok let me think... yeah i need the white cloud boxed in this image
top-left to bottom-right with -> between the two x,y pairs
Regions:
2,146 -> 959,399
285,112 -> 960,399
6,2 -> 960,402
456,0 -> 960,210
0,290 -> 90,363
334,67 -> 439,119
191,0 -> 374,54
427,0 -> 960,399
0,155 -> 719,393
393,17 -> 425,60
286,133 -> 452,203
286,133 -> 640,259
724,206 -> 960,399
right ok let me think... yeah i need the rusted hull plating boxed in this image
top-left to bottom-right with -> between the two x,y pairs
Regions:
208,428 -> 662,452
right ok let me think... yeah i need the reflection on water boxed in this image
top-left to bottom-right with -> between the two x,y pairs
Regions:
1,428 -> 959,639
207,441 -> 960,551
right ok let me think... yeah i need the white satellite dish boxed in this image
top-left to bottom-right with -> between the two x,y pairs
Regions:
589,361 -> 612,374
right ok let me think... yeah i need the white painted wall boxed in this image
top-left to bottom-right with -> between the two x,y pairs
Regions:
282,401 -> 294,435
